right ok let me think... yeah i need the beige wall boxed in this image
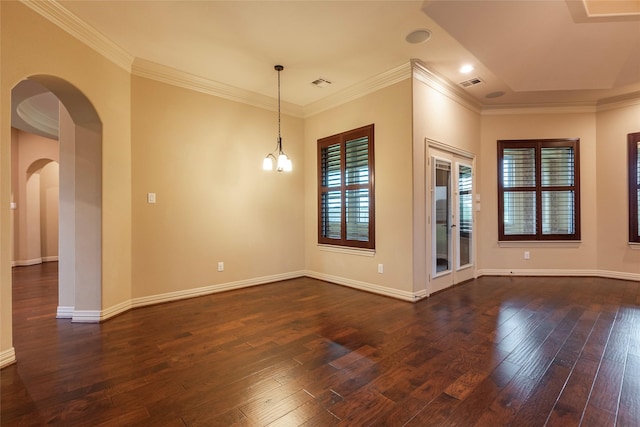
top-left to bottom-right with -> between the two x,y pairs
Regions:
478,112 -> 599,273
596,102 -> 640,277
131,76 -> 305,299
304,79 -> 415,298
1,1 -> 132,361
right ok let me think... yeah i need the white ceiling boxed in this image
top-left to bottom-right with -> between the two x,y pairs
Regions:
12,0 -> 640,136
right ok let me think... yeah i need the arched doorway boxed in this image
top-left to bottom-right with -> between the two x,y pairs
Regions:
11,75 -> 103,323
24,159 -> 59,265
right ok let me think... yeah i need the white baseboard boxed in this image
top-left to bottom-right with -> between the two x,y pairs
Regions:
11,256 -> 58,267
63,272 -> 305,323
100,300 -> 132,321
57,268 -> 640,325
597,269 -> 640,282
56,306 -> 74,319
71,310 -> 102,323
0,347 -> 16,369
476,268 -> 640,282
12,258 -> 43,267
303,270 -> 426,302
131,271 -> 306,309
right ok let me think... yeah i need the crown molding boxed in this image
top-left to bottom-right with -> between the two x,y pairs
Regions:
481,104 -> 598,116
302,62 -> 413,118
131,58 -> 304,118
411,60 -> 482,115
16,98 -> 59,138
479,95 -> 640,115
597,93 -> 640,112
20,0 -> 134,72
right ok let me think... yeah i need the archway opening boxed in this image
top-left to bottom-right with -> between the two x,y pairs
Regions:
11,75 -> 103,324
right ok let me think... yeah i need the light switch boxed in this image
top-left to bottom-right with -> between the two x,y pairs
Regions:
147,192 -> 156,204
10,202 -> 17,210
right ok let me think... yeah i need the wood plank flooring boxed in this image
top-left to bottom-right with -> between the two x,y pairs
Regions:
2,262 -> 640,426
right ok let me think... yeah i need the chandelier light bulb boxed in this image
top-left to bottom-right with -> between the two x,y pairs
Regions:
262,156 -> 273,171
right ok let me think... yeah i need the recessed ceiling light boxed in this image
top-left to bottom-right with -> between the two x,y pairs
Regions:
486,91 -> 506,99
460,64 -> 474,74
406,29 -> 432,44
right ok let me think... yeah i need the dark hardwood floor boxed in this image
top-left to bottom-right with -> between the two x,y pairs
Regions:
2,262 -> 640,426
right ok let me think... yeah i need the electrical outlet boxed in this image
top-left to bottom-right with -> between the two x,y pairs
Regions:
524,251 -> 530,260
217,262 -> 224,272
377,264 -> 384,274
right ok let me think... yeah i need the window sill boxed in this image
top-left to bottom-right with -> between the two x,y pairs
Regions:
498,241 -> 581,248
629,242 -> 640,250
318,244 -> 376,257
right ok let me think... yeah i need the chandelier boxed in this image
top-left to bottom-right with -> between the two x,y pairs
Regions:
262,65 -> 292,172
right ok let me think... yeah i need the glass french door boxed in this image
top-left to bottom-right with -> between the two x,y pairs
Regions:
430,149 -> 475,294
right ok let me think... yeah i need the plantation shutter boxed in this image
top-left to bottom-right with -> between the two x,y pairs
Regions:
502,147 -> 536,236
345,136 -> 370,242
541,146 -> 575,236
318,125 -> 375,249
637,142 -> 640,239
320,142 -> 341,239
498,139 -> 580,241
630,133 -> 640,243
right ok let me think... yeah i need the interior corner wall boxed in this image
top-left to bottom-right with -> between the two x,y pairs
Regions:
596,102 -> 640,277
303,79 -> 415,299
58,104 -> 76,313
411,74 -> 482,295
1,1 -> 132,362
130,75 -> 305,301
10,128 -> 19,262
39,161 -> 59,261
478,112 -> 599,274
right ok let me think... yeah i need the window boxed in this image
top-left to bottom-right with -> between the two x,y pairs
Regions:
498,139 -> 580,241
318,124 -> 375,249
629,132 -> 640,243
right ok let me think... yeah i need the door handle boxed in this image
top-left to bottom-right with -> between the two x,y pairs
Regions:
451,224 -> 456,228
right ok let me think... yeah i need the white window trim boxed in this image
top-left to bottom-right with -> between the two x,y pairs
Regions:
318,244 -> 376,257
498,241 -> 581,248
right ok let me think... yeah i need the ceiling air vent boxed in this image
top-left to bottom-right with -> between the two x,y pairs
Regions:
458,77 -> 484,88
311,78 -> 332,88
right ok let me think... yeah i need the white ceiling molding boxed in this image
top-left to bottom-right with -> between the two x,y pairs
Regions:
481,104 -> 597,116
566,0 -> 640,23
302,62 -> 412,118
411,60 -> 482,115
20,0 -> 133,72
132,58 -> 304,118
16,97 -> 59,138
596,93 -> 640,112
